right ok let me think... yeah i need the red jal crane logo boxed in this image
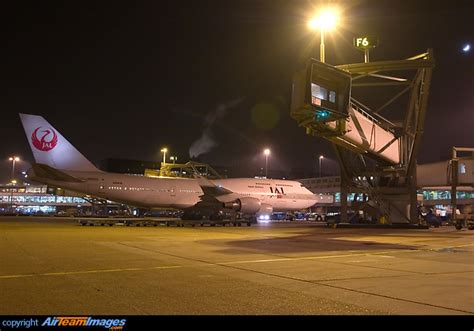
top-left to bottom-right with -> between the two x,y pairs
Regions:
31,127 -> 58,152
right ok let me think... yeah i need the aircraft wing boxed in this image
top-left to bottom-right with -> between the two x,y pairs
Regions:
196,176 -> 233,202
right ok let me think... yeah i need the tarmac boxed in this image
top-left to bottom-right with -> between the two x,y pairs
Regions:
0,216 -> 473,315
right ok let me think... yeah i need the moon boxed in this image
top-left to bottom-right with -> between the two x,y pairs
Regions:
462,44 -> 470,52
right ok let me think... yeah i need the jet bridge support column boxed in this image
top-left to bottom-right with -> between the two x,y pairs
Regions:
340,177 -> 348,223
409,167 -> 419,224
450,147 -> 474,228
333,144 -> 350,223
451,158 -> 458,224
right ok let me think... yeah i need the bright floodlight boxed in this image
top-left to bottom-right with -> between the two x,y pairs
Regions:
308,9 -> 338,31
319,155 -> 324,160
160,148 -> 168,164
9,156 -> 20,162
264,149 -> 271,156
463,44 -> 470,52
308,18 -> 318,30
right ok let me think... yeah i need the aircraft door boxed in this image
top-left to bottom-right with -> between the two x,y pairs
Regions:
98,183 -> 106,195
89,180 -> 106,197
170,185 -> 176,198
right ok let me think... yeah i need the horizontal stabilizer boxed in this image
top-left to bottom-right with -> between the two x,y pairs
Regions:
31,163 -> 84,183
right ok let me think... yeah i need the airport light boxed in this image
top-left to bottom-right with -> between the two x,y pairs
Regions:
263,148 -> 271,178
319,155 -> 324,177
308,8 -> 339,63
10,179 -> 17,212
160,148 -> 168,165
8,156 -> 20,182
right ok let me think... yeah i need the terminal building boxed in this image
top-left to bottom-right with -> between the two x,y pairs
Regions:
299,176 -> 473,205
299,172 -> 473,219
99,158 -> 162,175
0,184 -> 92,215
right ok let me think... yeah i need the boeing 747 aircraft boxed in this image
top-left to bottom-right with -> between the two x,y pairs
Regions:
19,113 -> 318,223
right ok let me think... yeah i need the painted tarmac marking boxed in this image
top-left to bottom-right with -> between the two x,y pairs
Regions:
220,251 -> 399,265
0,250 -> 409,279
0,265 -> 182,279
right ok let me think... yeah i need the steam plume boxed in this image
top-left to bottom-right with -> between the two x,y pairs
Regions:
189,98 -> 243,158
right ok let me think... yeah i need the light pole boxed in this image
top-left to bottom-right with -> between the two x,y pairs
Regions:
8,156 -> 20,182
319,155 -> 324,177
263,149 -> 271,178
10,179 -> 17,213
170,156 -> 177,164
160,148 -> 167,165
308,9 -> 338,63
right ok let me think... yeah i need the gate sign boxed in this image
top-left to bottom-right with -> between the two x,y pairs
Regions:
353,36 -> 379,49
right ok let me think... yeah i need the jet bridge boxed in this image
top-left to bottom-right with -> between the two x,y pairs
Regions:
291,50 -> 435,224
292,60 -> 402,165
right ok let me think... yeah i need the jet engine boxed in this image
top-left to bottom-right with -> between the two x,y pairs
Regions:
224,198 -> 273,214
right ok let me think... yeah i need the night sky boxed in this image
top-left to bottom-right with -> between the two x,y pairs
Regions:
1,0 -> 473,182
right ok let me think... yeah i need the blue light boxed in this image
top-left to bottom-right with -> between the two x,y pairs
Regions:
316,110 -> 330,121
462,44 -> 470,52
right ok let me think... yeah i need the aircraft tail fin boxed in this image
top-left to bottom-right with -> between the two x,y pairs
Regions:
19,113 -> 99,172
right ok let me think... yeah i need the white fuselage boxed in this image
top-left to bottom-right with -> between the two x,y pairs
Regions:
211,178 -> 318,211
29,170 -> 318,212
